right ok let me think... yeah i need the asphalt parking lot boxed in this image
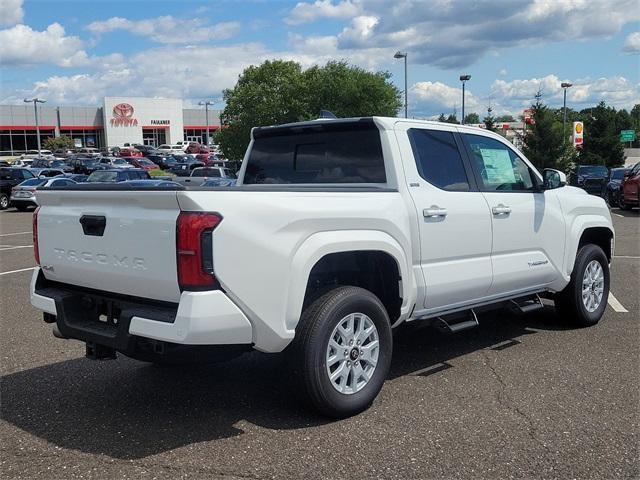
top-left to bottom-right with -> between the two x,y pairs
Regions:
1,208 -> 638,479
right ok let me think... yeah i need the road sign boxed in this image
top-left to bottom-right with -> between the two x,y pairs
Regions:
573,121 -> 584,147
620,130 -> 636,142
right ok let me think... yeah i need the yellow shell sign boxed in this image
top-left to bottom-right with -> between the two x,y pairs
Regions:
575,122 -> 583,134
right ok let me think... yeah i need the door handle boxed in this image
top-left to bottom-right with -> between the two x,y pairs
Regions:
423,206 -> 448,218
492,204 -> 512,215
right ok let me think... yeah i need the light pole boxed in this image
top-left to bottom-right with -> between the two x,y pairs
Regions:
198,100 -> 215,145
394,51 -> 408,118
561,82 -> 573,145
24,98 -> 46,155
459,75 -> 471,124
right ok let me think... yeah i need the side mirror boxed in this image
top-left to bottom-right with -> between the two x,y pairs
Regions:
542,168 -> 566,190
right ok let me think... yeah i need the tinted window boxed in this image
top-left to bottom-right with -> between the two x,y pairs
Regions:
408,129 -> 469,191
464,134 -> 535,192
50,179 -> 73,186
244,123 -> 386,184
611,169 -> 626,180
21,178 -> 47,186
87,171 -> 118,182
578,165 -> 608,176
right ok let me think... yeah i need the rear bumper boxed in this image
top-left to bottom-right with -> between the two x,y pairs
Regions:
30,268 -> 253,349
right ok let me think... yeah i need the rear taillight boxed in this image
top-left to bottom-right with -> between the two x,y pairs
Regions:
33,206 -> 40,265
176,212 -> 222,290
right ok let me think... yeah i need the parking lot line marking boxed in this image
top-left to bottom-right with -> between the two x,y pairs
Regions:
614,255 -> 640,259
0,266 -> 35,276
611,212 -> 624,218
607,293 -> 628,313
0,231 -> 31,237
0,245 -> 32,251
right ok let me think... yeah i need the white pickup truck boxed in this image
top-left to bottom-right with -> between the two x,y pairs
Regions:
30,117 -> 614,417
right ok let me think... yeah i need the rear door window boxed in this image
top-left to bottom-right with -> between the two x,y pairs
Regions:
408,128 -> 470,191
244,122 -> 386,184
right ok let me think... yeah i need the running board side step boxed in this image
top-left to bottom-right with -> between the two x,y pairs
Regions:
508,294 -> 544,315
436,309 -> 479,333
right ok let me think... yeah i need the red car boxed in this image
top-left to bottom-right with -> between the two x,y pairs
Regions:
619,162 -> 640,210
123,157 -> 159,170
119,147 -> 143,157
185,142 -> 210,154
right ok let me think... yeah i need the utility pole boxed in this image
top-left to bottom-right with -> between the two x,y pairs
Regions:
394,51 -> 408,118
198,100 -> 215,145
24,98 -> 46,155
561,82 -> 573,145
459,75 -> 471,124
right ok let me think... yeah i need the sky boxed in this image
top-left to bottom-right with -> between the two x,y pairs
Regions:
0,0 -> 639,119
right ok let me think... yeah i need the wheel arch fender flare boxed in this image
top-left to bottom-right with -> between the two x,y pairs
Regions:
565,215 -> 614,277
285,230 -> 416,332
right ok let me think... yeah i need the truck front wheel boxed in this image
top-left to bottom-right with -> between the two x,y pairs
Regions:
290,286 -> 392,418
555,244 -> 610,327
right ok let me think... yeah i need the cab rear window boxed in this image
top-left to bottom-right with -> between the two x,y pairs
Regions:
244,122 -> 386,184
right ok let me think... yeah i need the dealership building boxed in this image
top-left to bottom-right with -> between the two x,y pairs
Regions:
0,97 -> 222,155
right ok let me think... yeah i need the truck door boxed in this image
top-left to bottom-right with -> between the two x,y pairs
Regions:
395,123 -> 493,314
460,133 -> 564,296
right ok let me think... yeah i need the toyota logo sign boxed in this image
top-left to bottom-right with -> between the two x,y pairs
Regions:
110,102 -> 138,127
113,103 -> 134,118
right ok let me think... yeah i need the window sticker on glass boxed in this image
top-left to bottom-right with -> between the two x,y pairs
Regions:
479,148 -> 516,183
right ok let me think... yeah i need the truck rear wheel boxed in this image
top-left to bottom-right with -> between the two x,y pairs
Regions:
555,244 -> 609,327
0,193 -> 9,210
289,286 -> 392,418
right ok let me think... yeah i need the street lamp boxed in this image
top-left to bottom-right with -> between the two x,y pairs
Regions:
459,75 -> 471,124
394,51 -> 408,118
24,98 -> 46,155
198,100 -> 215,146
561,82 -> 573,145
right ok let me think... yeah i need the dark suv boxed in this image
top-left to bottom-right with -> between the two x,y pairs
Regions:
568,165 -> 609,196
69,156 -> 107,175
86,169 -> 151,183
0,167 -> 36,209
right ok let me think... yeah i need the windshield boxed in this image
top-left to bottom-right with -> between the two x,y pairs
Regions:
611,169 -> 626,180
20,178 -> 47,187
87,171 -> 118,182
578,166 -> 608,176
244,122 -> 386,184
137,159 -> 153,166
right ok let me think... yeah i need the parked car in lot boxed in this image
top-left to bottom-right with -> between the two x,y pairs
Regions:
30,117 -> 614,418
156,144 -> 184,154
75,148 -> 101,157
86,169 -> 151,183
30,168 -> 66,178
98,156 -> 135,169
168,157 -> 204,176
0,167 -> 35,209
202,178 -> 237,187
568,165 -> 609,196
123,157 -> 160,170
69,156 -> 107,175
619,162 -> 640,210
132,145 -> 158,156
52,148 -> 74,158
145,153 -> 174,170
604,167 -> 630,207
185,142 -> 209,154
10,176 -> 76,211
20,150 -> 53,160
65,173 -> 89,182
11,158 -> 34,168
172,166 -> 237,186
120,179 -> 182,188
118,147 -> 143,157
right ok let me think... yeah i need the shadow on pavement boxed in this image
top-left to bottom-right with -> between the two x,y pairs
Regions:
1,305 -> 567,460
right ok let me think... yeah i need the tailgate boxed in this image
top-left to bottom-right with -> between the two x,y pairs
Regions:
36,189 -> 182,303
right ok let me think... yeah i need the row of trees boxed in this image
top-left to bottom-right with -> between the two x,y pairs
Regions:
215,59 -> 638,172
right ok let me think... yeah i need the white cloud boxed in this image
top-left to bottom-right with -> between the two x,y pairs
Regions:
499,69 -> 507,76
623,32 -> 640,53
0,0 -> 23,26
410,81 -> 481,117
0,23 -> 89,67
285,0 -> 361,25
86,15 -> 240,44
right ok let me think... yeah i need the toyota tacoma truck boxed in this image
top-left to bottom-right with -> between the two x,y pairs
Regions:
30,117 -> 614,418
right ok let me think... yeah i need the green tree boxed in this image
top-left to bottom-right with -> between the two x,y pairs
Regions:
445,113 -> 458,124
42,135 -> 74,151
579,101 -> 625,168
437,113 -> 447,122
464,112 -> 480,124
216,60 -> 402,160
521,99 -> 565,170
483,107 -> 496,132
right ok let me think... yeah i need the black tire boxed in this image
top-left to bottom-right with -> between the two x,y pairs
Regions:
0,193 -> 8,210
619,193 -> 632,210
289,286 -> 392,418
555,244 -> 609,327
